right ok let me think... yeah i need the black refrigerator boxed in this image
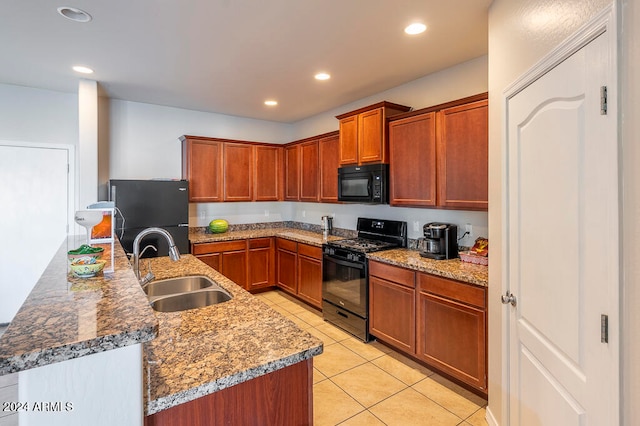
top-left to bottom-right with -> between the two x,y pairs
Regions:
109,179 -> 190,257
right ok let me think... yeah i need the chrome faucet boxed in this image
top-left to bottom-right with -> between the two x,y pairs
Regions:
132,227 -> 181,282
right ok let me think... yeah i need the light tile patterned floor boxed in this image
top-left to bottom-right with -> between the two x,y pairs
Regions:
254,290 -> 488,426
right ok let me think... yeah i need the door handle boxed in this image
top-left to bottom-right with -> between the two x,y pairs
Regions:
501,291 -> 517,307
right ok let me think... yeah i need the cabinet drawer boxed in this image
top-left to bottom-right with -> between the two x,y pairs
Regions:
277,238 -> 298,252
418,273 -> 485,308
248,237 -> 272,249
369,261 -> 415,288
298,243 -> 322,259
192,240 -> 247,255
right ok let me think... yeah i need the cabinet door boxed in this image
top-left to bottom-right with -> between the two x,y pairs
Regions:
182,139 -> 223,202
416,291 -> 486,391
299,140 -> 319,202
389,112 -> 437,207
247,238 -> 275,291
254,145 -> 280,201
437,99 -> 488,210
284,145 -> 300,201
319,134 -> 340,203
358,108 -> 384,164
338,115 -> 358,165
221,250 -> 247,289
296,244 -> 322,309
276,239 -> 297,294
196,253 -> 221,271
224,143 -> 253,201
369,275 -> 416,354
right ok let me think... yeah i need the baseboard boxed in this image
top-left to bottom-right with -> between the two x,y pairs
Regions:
485,405 -> 499,426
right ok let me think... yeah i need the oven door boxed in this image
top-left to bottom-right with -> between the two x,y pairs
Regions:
322,254 -> 367,318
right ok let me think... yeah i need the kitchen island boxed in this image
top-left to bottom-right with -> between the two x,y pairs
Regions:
0,233 -> 323,425
142,254 -> 323,423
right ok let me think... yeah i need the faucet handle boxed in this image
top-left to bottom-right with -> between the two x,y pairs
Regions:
140,259 -> 155,286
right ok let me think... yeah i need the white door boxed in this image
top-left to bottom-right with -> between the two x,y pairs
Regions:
505,18 -> 618,426
0,143 -> 71,323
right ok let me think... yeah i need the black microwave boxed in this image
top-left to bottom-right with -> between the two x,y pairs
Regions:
337,163 -> 389,204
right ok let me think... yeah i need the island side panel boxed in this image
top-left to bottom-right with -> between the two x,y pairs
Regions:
144,359 -> 313,426
18,343 -> 143,426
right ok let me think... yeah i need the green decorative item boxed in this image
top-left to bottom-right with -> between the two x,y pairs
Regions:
208,219 -> 229,233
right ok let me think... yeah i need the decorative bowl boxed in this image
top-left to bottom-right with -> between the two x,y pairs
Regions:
68,245 -> 104,264
70,260 -> 107,278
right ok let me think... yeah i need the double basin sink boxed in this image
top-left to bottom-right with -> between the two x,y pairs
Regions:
143,275 -> 232,312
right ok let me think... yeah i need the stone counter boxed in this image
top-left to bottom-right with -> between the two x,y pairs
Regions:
367,248 -> 488,287
189,226 -> 345,247
0,236 -> 158,375
143,254 -> 323,415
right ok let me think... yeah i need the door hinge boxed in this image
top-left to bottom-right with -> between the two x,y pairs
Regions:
600,86 -> 608,115
601,314 -> 609,343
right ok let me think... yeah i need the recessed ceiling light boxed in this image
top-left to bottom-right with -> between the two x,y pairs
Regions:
72,66 -> 94,74
314,72 -> 331,81
264,100 -> 278,106
404,22 -> 427,35
57,6 -> 92,23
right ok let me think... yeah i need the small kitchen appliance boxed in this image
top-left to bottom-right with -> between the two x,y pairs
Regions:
322,217 -> 407,342
420,222 -> 458,260
321,215 -> 333,236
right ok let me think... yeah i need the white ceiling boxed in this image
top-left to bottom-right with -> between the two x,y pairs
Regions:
1,0 -> 490,123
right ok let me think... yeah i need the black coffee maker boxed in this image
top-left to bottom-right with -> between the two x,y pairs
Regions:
420,222 -> 458,260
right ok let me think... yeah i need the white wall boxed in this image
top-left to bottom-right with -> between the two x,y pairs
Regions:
0,83 -> 78,144
107,100 -> 294,181
487,1 -> 613,424
292,55 -> 488,139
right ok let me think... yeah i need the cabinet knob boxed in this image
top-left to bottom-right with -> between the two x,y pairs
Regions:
501,291 -> 517,307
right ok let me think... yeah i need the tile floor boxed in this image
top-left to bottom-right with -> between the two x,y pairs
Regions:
253,290 -> 488,426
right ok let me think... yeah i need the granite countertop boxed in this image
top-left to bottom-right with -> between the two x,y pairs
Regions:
367,248 -> 489,287
143,255 -> 323,415
0,236 -> 158,375
189,226 -> 345,247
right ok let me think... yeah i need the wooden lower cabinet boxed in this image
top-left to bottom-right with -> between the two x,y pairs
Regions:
192,241 -> 248,289
247,238 -> 275,291
276,238 -> 298,294
145,359 -> 313,426
296,244 -> 323,309
416,272 -> 487,392
276,238 -> 323,309
368,260 -> 487,396
369,262 -> 416,354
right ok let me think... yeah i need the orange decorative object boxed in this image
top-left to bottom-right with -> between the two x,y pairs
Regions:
91,212 -> 112,239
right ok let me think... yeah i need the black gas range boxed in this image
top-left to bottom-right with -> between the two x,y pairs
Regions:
322,217 -> 407,342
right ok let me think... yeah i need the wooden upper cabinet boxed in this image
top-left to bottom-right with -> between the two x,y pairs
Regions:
299,140 -> 319,202
389,112 -> 437,207
223,143 -> 253,201
437,99 -> 488,210
254,145 -> 281,201
358,108 -> 384,164
338,115 -> 358,165
319,133 -> 340,203
284,144 -> 300,201
336,102 -> 411,166
181,137 -> 223,202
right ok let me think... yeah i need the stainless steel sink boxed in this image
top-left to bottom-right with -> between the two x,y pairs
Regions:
143,275 -> 214,298
150,289 -> 232,312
